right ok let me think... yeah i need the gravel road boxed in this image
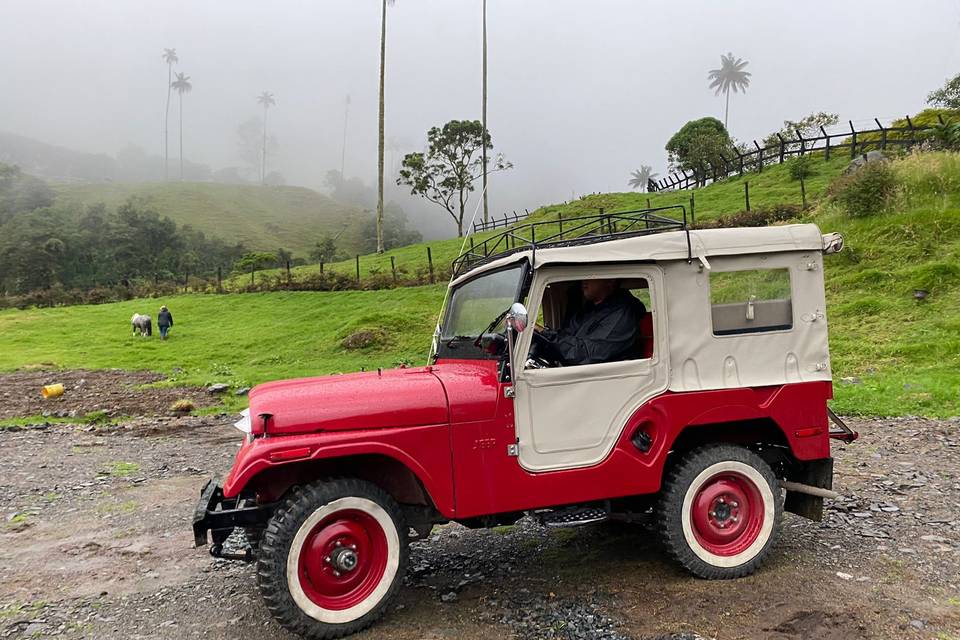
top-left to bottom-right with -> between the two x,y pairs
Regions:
0,371 -> 958,639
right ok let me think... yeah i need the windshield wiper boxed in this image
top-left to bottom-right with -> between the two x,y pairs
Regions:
474,308 -> 511,348
445,335 -> 475,348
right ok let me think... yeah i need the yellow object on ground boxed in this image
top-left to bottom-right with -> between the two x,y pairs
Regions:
41,383 -> 64,399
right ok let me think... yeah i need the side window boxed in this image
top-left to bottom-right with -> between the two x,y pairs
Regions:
530,277 -> 653,367
710,268 -> 793,336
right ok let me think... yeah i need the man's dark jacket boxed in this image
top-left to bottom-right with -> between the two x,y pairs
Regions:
541,288 -> 644,366
158,310 -> 174,328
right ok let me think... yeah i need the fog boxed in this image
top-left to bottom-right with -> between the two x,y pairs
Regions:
2,0 -> 959,238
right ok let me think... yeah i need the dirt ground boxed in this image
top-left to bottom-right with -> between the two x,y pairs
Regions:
0,371 -> 958,640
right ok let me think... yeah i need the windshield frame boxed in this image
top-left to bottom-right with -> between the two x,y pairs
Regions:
434,259 -> 530,361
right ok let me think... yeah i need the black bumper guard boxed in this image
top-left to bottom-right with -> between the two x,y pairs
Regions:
193,477 -> 275,560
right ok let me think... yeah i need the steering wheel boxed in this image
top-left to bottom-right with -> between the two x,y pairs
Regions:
528,330 -> 563,368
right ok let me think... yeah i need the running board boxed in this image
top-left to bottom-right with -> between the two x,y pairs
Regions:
536,506 -> 609,528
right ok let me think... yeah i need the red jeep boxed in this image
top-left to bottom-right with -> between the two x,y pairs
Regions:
194,208 -> 855,639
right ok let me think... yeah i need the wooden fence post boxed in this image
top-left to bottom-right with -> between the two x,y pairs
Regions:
821,126 -> 831,160
390,256 -> 397,284
849,120 -> 857,158
777,133 -> 786,163
800,175 -> 807,209
217,266 -> 222,293
355,255 -> 361,285
558,211 -> 564,237
319,261 -> 324,275
876,118 -> 887,151
796,129 -> 806,156
754,141 -> 763,173
250,265 -> 255,286
689,193 -> 696,225
646,197 -> 652,209
737,149 -> 744,176
286,260 -> 291,284
427,247 -> 435,284
744,181 -> 751,211
905,115 -> 916,147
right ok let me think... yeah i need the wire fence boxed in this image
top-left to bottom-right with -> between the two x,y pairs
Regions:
471,209 -> 529,233
649,114 -> 953,192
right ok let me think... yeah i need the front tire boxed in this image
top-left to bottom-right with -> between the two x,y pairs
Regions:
257,479 -> 408,639
657,444 -> 781,579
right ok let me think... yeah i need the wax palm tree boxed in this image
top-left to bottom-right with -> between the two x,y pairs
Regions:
162,48 -> 178,180
257,91 -> 276,184
376,0 -> 396,254
707,52 -> 751,130
627,166 -> 658,192
171,72 -> 192,180
481,0 -> 489,224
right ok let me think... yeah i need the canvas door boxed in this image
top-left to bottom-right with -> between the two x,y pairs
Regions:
511,266 -> 669,472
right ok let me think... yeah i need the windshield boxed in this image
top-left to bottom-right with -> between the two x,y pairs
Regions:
441,265 -> 524,340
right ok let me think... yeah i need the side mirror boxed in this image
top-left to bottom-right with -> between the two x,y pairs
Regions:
506,302 -> 528,333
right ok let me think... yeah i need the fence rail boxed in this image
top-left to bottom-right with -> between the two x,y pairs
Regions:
648,114 -> 953,193
471,209 -> 529,233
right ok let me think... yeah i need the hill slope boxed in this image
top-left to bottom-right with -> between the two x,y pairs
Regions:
53,181 -> 370,256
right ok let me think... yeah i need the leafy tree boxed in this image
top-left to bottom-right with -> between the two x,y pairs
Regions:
927,72 -> 960,110
627,166 -> 658,192
171,72 -> 192,180
257,91 -> 276,184
665,117 -> 733,186
762,111 -> 839,152
707,53 -> 751,130
309,236 -> 338,263
275,247 -> 292,267
162,48 -> 178,181
233,251 -> 277,274
397,120 -> 512,237
928,121 -> 960,150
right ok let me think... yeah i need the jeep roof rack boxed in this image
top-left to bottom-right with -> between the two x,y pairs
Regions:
452,205 -> 690,277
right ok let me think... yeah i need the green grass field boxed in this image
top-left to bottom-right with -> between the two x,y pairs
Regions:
0,287 -> 445,393
4,152 -> 959,418
53,182 -> 369,256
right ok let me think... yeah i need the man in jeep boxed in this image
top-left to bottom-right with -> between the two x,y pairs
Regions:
536,279 -> 643,365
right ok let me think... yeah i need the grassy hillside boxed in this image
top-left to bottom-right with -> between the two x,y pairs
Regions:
0,287 -> 444,395
53,182 -> 370,256
3,152 -> 959,418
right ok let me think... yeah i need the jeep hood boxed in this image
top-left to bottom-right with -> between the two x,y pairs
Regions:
248,367 -> 449,436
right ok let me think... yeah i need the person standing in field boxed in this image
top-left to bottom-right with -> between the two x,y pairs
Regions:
158,305 -> 174,340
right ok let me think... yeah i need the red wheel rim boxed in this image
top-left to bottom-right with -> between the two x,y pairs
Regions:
689,471 -> 765,557
298,509 -> 389,611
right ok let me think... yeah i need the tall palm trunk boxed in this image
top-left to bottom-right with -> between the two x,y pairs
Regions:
376,0 -> 387,254
164,63 -> 172,181
179,92 -> 184,181
724,88 -> 730,130
481,0 -> 489,224
261,104 -> 268,184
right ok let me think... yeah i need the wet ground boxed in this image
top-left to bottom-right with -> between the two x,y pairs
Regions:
0,371 -> 958,639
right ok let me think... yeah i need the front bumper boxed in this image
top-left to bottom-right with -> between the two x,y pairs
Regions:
192,477 -> 275,556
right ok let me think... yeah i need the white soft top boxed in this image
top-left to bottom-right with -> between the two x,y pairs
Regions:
451,223 -> 827,287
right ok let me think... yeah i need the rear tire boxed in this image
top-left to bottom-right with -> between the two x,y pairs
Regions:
657,444 -> 781,579
256,479 -> 408,639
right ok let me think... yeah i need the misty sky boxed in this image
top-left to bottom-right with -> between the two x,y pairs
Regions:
3,0 -> 960,237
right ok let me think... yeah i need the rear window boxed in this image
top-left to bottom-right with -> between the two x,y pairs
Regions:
710,268 -> 793,336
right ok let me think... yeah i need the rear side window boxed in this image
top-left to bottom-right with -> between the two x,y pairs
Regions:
710,268 -> 793,336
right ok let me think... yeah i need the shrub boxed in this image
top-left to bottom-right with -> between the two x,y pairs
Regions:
341,329 -> 386,350
788,156 -> 816,181
701,203 -> 803,229
170,399 -> 195,414
828,161 -> 897,217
